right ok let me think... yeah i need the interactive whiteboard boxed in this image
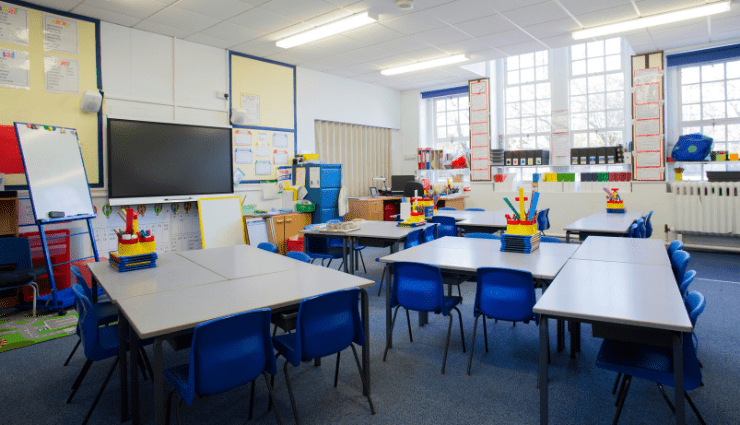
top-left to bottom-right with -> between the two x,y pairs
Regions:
15,123 -> 95,221
197,196 -> 246,249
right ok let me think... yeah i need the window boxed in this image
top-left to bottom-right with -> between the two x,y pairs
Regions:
570,38 -> 625,148
433,94 -> 470,151
679,58 -> 740,153
505,51 -> 551,150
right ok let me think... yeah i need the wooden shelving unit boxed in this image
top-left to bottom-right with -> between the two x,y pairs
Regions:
0,194 -> 19,238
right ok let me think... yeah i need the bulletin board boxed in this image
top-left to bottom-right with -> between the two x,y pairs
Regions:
469,78 -> 491,181
0,1 -> 101,189
232,127 -> 295,183
631,52 -> 665,181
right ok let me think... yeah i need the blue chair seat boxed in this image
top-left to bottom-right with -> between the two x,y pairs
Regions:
163,364 -> 192,400
441,296 -> 462,315
272,332 -> 298,357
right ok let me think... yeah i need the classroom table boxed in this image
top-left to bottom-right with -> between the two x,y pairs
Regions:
570,236 -> 670,266
377,237 -> 578,351
88,246 -> 374,425
563,210 -> 643,243
435,208 -> 511,234
533,259 -> 693,425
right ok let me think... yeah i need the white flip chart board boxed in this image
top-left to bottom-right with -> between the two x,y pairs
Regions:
197,196 -> 246,249
15,123 -> 95,221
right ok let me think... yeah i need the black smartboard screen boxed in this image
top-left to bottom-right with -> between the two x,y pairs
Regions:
108,119 -> 232,200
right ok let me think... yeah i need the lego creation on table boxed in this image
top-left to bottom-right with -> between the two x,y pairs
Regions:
109,208 -> 157,272
604,188 -> 625,213
500,188 -> 540,253
397,197 -> 430,227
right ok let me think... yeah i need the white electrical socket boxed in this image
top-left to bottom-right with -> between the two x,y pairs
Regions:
216,91 -> 228,99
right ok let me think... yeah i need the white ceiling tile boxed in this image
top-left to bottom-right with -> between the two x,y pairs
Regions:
478,29 -> 535,48
134,20 -> 193,38
380,11 -> 447,35
411,26 -> 471,45
444,66 -> 482,78
273,44 -> 330,61
576,4 -> 638,28
374,35 -> 431,54
497,40 -> 548,56
174,0 -> 254,20
261,0 -> 337,21
650,21 -> 708,44
340,61 -> 384,75
229,36 -> 284,55
238,0 -> 270,5
228,7 -> 297,33
400,47 -> 449,62
656,34 -> 710,51
425,0 -> 494,25
267,22 -> 315,41
501,1 -> 569,28
538,34 -> 578,49
326,68 -> 361,78
712,15 -> 740,34
453,14 -> 516,38
342,0 -> 416,21
201,22 -> 263,44
485,0 -> 552,13
71,4 -> 141,26
353,72 -> 385,83
24,0 -> 82,11
623,29 -> 654,49
711,29 -> 740,43
302,8 -> 353,27
523,17 -> 580,39
301,53 -> 361,71
183,33 -> 234,49
304,35 -> 366,53
261,52 -> 303,64
437,38 -> 491,54
468,48 -> 506,62
147,7 -> 220,32
634,0 -> 707,16
322,0 -> 358,6
343,45 -> 395,61
630,43 -> 659,55
557,0 -> 632,17
344,23 -> 405,45
79,0 -> 168,19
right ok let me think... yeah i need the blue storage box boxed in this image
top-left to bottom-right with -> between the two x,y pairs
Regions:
320,165 -> 342,188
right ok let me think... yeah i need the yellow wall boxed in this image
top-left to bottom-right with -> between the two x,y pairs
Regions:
0,6 -> 99,186
230,54 -> 295,130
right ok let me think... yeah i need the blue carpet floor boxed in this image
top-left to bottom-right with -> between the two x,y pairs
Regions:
0,248 -> 737,424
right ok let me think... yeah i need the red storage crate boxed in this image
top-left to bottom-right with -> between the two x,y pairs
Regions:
384,203 -> 398,221
286,235 -> 304,253
20,230 -> 70,302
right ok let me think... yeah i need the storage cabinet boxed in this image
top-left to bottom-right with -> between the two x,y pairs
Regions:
0,195 -> 19,237
266,213 -> 312,254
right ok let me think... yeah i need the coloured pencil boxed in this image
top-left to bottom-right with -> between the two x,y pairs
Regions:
503,198 -> 520,220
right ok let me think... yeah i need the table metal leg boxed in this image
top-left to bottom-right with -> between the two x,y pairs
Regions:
566,231 -> 571,244
360,289 -> 370,396
129,324 -> 140,425
91,275 -> 99,304
569,321 -> 579,359
154,338 -> 165,425
539,315 -> 549,425
385,242 -> 398,350
342,238 -> 349,274
118,312 -> 129,423
557,320 -> 564,352
349,237 -> 355,276
674,333 -> 685,425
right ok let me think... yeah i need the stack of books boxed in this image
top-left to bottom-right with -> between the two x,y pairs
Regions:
500,233 -> 540,253
109,251 -> 158,272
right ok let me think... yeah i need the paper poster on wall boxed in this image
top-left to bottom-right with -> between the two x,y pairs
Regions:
234,129 -> 251,146
634,84 -> 659,104
273,149 -> 288,165
635,119 -> 660,136
258,131 -> 267,141
634,68 -> 662,85
255,160 -> 271,176
0,3 -> 29,46
635,167 -> 661,181
551,110 -> 568,133
233,168 -> 245,185
255,144 -> 270,157
471,122 -> 488,135
43,14 -> 78,55
552,133 -> 570,158
0,48 -> 29,89
635,103 -> 660,120
234,148 -> 253,164
240,93 -> 259,125
44,55 -> 79,94
273,132 -> 288,147
295,167 -> 306,186
471,169 -> 489,180
634,135 -> 662,151
471,110 -> 487,123
471,93 -> 486,110
635,151 -> 661,167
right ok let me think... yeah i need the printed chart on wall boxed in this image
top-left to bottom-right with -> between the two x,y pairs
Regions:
551,109 -> 569,165
232,128 -> 294,184
469,78 -> 490,181
631,53 -> 665,181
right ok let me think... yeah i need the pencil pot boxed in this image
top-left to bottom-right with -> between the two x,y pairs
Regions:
141,236 -> 156,254
118,236 -> 143,257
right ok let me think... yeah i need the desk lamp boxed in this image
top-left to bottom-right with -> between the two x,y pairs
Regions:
373,175 -> 388,193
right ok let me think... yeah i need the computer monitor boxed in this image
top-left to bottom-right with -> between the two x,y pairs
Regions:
391,175 -> 416,192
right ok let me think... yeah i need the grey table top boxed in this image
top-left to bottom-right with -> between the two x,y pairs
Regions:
378,237 -> 577,280
436,208 -> 510,227
301,220 -> 431,240
117,265 -> 374,339
87,253 -> 227,301
177,244 -> 306,280
533,259 -> 692,332
571,236 -> 670,266
563,210 -> 644,233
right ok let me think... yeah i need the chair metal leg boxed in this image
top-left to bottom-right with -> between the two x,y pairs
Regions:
326,259 -> 332,268
457,284 -> 461,298
454,307 -> 466,353
377,264 -> 387,296
165,388 -> 176,425
136,349 -> 148,381
466,314 -> 481,376
175,396 -> 184,425
383,305 -> 401,362
350,343 -> 376,415
67,359 -> 93,404
441,314 -> 454,375
359,251 -> 367,273
482,316 -> 489,353
248,380 -> 256,420
615,374 -> 628,406
612,373 -> 623,395
405,309 -> 413,342
262,372 -> 284,425
337,260 -> 344,271
137,348 -> 151,381
657,383 -> 675,412
82,357 -> 119,425
64,339 -> 81,366
30,283 -> 37,317
273,324 -> 278,337
685,391 -> 707,425
334,352 -> 341,387
612,375 -> 631,425
283,360 -> 300,425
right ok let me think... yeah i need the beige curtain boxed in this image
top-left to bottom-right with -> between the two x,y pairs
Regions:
314,120 -> 392,197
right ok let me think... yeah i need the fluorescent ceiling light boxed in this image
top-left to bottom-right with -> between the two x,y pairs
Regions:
381,55 -> 469,76
572,1 -> 731,40
276,12 -> 376,48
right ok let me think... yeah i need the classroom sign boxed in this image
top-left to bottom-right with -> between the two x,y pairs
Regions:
44,55 -> 79,94
43,13 -> 78,55
0,48 -> 29,89
0,2 -> 28,46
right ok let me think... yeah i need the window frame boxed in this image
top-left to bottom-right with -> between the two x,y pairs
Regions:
504,50 -> 552,151
432,93 -> 471,149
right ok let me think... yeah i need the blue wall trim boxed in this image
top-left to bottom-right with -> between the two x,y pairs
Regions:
232,125 -> 296,133
421,85 -> 469,99
667,43 -> 740,67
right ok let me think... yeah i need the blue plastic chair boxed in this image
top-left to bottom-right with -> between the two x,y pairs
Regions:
422,223 -> 438,243
0,237 -> 46,317
464,233 -> 499,240
466,268 -> 537,376
431,215 -> 458,238
465,208 -> 485,211
635,218 -> 646,238
627,223 -> 638,238
383,262 -> 465,374
596,291 -> 706,425
438,207 -> 456,211
68,284 -> 153,425
668,240 -> 683,257
680,270 -> 697,298
537,208 -> 550,234
671,250 -> 691,285
327,219 -> 367,273
164,309 -> 283,425
258,242 -> 279,253
644,210 -> 654,238
540,236 -> 561,243
272,288 -> 374,423
376,228 -> 424,296
303,224 -> 343,267
286,251 -> 311,263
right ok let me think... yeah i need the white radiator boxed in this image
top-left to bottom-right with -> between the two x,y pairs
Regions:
674,182 -> 740,234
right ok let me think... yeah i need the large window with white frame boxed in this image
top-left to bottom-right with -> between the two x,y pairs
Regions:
433,94 -> 470,151
505,50 -> 551,150
570,38 -> 626,149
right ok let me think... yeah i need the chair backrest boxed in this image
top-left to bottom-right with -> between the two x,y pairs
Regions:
627,223 -> 638,238
286,251 -> 311,263
295,288 -> 363,362
668,240 -> 683,257
464,233 -> 499,240
539,236 -> 561,243
465,208 -> 485,211
72,284 -> 116,361
431,215 -> 457,237
475,268 -> 536,322
438,207 -> 456,211
537,208 -> 550,232
671,250 -> 690,283
326,219 -> 344,248
684,290 -> 705,327
422,224 -> 437,243
392,262 -> 444,312
403,181 -> 425,198
189,309 -> 276,402
71,265 -> 93,301
644,211 -> 654,238
680,270 -> 696,298
635,218 -> 646,238
0,237 -> 33,271
404,228 -> 423,249
257,242 -> 278,253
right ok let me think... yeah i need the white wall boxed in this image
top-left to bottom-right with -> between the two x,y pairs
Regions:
296,67 -> 401,154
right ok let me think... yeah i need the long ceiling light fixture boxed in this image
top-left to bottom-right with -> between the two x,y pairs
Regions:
381,54 -> 469,76
572,1 -> 731,40
276,12 -> 377,48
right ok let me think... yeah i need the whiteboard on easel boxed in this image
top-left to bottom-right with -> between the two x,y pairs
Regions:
15,123 -> 95,221
197,196 -> 246,249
